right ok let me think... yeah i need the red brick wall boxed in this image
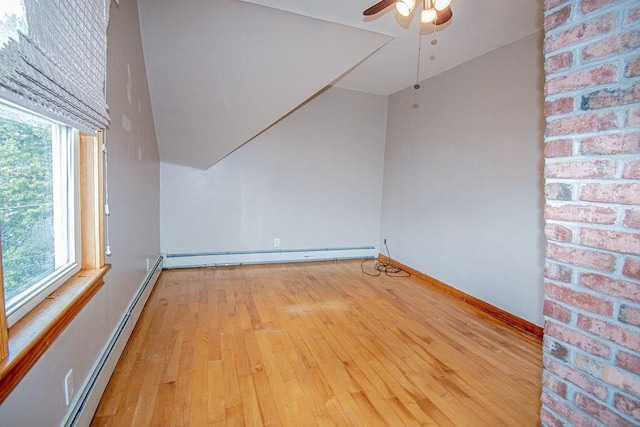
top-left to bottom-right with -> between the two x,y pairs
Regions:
542,0 -> 640,425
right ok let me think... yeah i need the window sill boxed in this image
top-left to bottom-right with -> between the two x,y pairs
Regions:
0,265 -> 111,403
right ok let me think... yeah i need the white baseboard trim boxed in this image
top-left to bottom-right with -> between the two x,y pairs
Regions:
62,255 -> 164,427
164,246 -> 377,269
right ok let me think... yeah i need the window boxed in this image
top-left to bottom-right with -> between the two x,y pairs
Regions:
0,100 -> 106,401
0,99 -> 81,326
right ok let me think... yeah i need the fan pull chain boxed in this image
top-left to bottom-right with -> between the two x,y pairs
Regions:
431,12 -> 439,46
414,27 -> 423,90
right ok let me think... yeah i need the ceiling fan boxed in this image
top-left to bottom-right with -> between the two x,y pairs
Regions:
363,0 -> 453,26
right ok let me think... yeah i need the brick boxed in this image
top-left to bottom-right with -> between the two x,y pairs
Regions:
581,0 -> 619,14
547,242 -> 617,271
580,183 -> 640,205
579,228 -> 640,255
545,282 -> 614,316
542,391 -> 599,427
576,353 -> 604,377
623,158 -> 640,179
544,371 -> 569,398
546,261 -> 574,283
580,133 -> 640,155
541,408 -> 565,427
545,139 -> 574,157
550,225 -> 573,243
574,354 -> 640,402
545,337 -> 571,361
614,393 -> 640,421
617,350 -> 640,376
623,257 -> 640,280
542,1 -> 640,423
545,159 -> 617,179
546,223 -> 574,242
575,393 -> 637,427
546,6 -> 572,31
625,209 -> 640,229
577,314 -> 640,352
546,98 -> 575,117
582,82 -> 640,110
545,0 -> 569,10
546,112 -> 618,137
582,31 -> 640,62
629,106 -> 640,127
546,51 -> 574,75
547,321 -> 611,357
602,365 -> 640,398
628,4 -> 640,25
545,13 -> 616,53
626,56 -> 640,77
546,65 -> 618,95
546,183 -> 573,201
544,299 -> 573,322
581,273 -> 640,303
544,356 -> 609,400
619,305 -> 640,328
545,204 -> 617,224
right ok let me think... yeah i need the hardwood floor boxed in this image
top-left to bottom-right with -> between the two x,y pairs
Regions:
91,260 -> 542,426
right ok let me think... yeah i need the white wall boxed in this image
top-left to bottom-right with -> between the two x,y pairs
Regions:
0,0 -> 160,425
160,87 -> 387,255
101,0 -> 161,328
380,33 -> 546,325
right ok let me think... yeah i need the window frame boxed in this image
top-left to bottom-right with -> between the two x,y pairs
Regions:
0,119 -> 107,402
0,104 -> 84,326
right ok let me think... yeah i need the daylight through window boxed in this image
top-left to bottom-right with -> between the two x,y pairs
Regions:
0,99 -> 80,326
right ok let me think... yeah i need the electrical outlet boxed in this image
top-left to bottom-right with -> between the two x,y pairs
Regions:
64,369 -> 74,406
274,238 -> 280,247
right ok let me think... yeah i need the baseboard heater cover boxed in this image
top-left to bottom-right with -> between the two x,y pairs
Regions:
62,255 -> 164,427
164,246 -> 377,269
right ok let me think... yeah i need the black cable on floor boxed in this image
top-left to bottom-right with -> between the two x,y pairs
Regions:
361,242 -> 410,278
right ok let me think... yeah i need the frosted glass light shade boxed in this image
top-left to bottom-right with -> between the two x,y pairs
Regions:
434,0 -> 451,11
420,8 -> 437,23
396,0 -> 415,17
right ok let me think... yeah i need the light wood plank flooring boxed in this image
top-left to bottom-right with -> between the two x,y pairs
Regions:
91,260 -> 542,426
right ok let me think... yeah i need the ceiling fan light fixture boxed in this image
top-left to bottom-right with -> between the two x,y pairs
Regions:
420,8 -> 436,23
395,0 -> 415,17
434,6 -> 453,25
433,0 -> 451,11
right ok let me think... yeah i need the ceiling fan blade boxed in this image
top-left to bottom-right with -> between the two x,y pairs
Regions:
363,0 -> 396,16
434,6 -> 453,25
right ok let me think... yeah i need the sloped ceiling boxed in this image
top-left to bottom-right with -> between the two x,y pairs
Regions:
138,0 -> 392,169
138,0 -> 542,170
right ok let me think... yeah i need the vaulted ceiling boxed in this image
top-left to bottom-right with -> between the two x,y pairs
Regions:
137,0 -> 542,169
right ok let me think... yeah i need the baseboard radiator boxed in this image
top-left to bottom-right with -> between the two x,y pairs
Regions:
62,255 -> 164,427
164,246 -> 377,269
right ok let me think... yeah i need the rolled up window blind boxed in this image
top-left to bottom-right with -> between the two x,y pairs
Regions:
0,0 -> 110,133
